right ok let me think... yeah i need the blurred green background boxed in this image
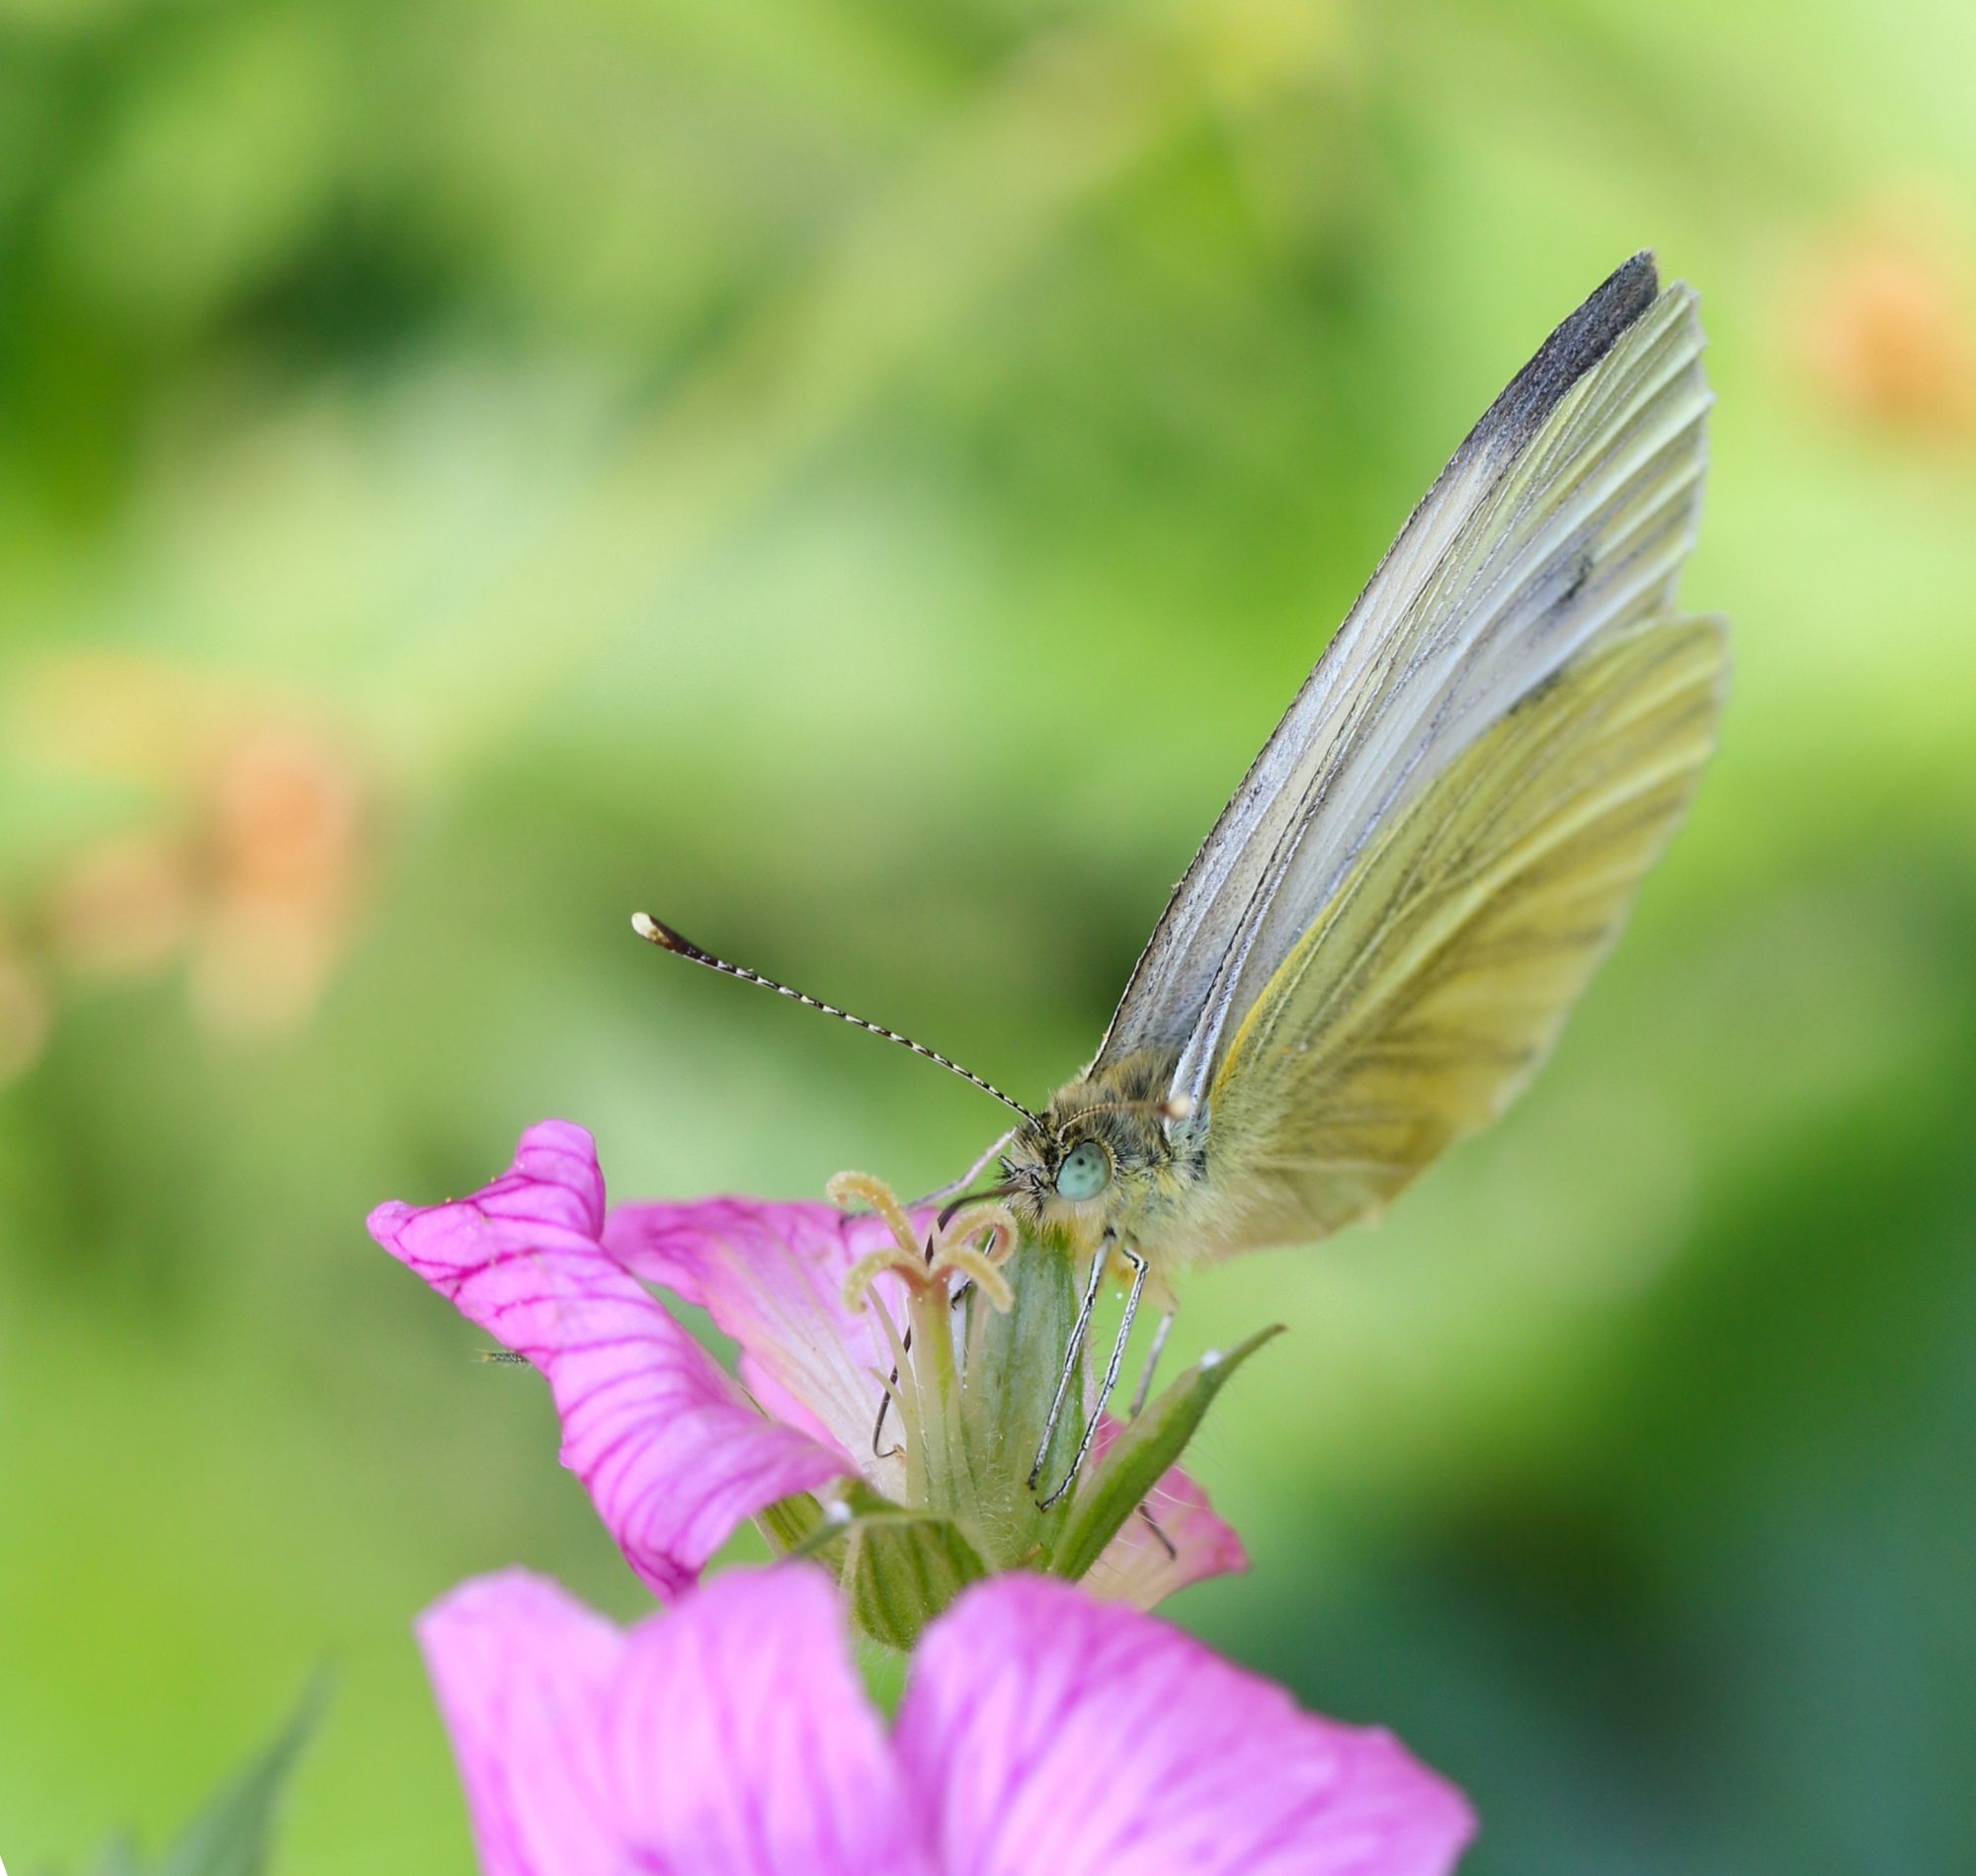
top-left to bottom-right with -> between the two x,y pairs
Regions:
3,0 -> 1973,1868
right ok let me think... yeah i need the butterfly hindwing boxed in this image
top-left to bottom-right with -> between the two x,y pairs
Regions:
1192,612 -> 1727,1259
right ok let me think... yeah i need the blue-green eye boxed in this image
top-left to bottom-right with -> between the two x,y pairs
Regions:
1055,1140 -> 1112,1201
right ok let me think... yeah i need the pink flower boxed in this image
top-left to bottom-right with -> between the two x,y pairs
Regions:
368,1120 -> 1243,1608
420,1563 -> 1474,1876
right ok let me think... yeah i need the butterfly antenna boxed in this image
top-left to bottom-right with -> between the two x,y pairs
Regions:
632,912 -> 1039,1124
1065,1093 -> 1194,1125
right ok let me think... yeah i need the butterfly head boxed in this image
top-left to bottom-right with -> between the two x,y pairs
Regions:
998,1050 -> 1195,1252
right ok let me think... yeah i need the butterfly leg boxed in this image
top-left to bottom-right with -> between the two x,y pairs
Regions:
1127,1308 -> 1176,1420
1027,1232 -> 1112,1493
870,1338 -> 906,1460
1036,1242 -> 1149,1511
1123,1306 -> 1179,1551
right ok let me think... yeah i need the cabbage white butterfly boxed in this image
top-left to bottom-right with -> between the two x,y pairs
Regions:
639,253 -> 1725,1501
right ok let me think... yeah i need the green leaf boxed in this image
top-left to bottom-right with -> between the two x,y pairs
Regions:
91,1835 -> 146,1876
1050,1325 -> 1282,1585
149,1675 -> 329,1876
839,1481 -> 990,1650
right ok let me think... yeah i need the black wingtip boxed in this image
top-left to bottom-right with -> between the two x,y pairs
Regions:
1594,250 -> 1661,326
1610,249 -> 1659,293
1477,252 -> 1664,454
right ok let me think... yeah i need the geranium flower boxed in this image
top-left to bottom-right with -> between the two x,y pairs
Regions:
420,1562 -> 1474,1876
368,1120 -> 1245,1616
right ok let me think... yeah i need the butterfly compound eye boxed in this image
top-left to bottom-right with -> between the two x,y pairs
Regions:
1055,1139 -> 1112,1201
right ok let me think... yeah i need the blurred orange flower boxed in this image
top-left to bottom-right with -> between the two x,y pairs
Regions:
1795,204 -> 1976,440
22,655 -> 370,1042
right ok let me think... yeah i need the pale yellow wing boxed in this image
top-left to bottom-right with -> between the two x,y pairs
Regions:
1194,612 -> 1726,1258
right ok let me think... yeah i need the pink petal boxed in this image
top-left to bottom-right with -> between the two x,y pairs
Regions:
370,1120 -> 852,1596
604,1195 -> 930,1497
1081,1416 -> 1250,1610
898,1575 -> 1475,1876
421,1567 -> 934,1876
607,1566 -> 935,1876
416,1569 -> 625,1876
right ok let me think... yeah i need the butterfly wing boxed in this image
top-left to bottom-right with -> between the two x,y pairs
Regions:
1189,611 -> 1726,1257
1097,255 -> 1712,1112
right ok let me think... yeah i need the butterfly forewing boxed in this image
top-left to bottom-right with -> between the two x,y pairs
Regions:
1096,255 -> 1712,1115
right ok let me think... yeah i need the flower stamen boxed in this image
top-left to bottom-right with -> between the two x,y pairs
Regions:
826,1170 -> 923,1264
932,1244 -> 1014,1311
936,1199 -> 1018,1266
843,1244 -> 926,1314
830,1179 -> 1039,1511
926,1199 -> 1020,1311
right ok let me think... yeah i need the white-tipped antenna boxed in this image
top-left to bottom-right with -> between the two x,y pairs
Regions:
632,912 -> 1039,1124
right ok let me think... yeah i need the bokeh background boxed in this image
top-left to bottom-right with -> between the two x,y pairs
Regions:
3,0 -> 1973,1868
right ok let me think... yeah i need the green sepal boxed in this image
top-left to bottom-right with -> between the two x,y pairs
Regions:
838,1480 -> 990,1650
1050,1325 -> 1282,1585
757,1488 -> 832,1557
953,1233 -> 1080,1568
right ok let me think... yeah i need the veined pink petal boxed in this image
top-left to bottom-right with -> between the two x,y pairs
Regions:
604,1195 -> 928,1500
420,1567 -> 934,1876
1082,1416 -> 1250,1611
416,1570 -> 624,1876
369,1121 -> 851,1596
606,1566 -> 935,1876
421,1565 -> 1470,1874
899,1575 -> 1475,1876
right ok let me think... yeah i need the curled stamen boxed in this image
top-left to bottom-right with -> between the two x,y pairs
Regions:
843,1244 -> 925,1314
925,1198 -> 1019,1311
937,1199 -> 1018,1268
934,1244 -> 1014,1312
835,1176 -> 1024,1475
826,1170 -> 922,1264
